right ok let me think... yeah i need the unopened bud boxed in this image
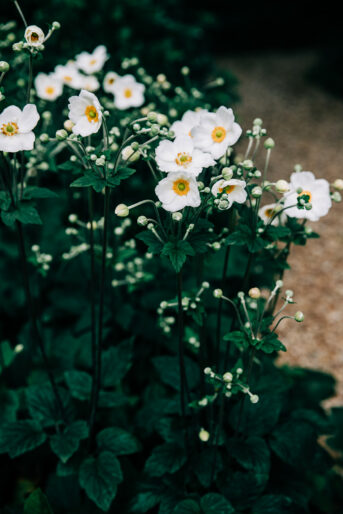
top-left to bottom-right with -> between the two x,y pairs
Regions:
172,212 -> 183,222
199,428 -> 210,442
115,204 -> 129,217
294,311 -> 304,322
248,287 -> 261,299
251,186 -> 262,198
56,129 -> 68,141
222,167 -> 233,180
264,138 -> 275,149
333,179 -> 343,191
0,61 -> 10,73
64,119 -> 74,132
137,215 -> 148,226
213,289 -> 223,298
275,179 -> 289,193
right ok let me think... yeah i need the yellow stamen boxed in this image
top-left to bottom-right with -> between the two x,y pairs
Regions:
45,86 -> 55,95
124,88 -> 132,98
1,121 -> 19,136
90,59 -> 97,65
219,184 -> 235,194
64,75 -> 72,82
264,208 -> 275,218
175,152 -> 192,168
85,105 -> 99,123
173,178 -> 190,196
211,126 -> 226,143
31,32 -> 39,42
108,78 -> 115,84
298,190 -> 312,202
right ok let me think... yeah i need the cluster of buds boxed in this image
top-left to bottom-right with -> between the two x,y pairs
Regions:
29,245 -> 53,275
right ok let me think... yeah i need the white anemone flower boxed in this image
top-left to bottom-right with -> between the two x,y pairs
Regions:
75,45 -> 109,74
80,75 -> 100,92
112,75 -> 145,110
34,73 -> 63,101
192,106 -> 242,159
155,136 -> 215,176
283,171 -> 332,222
103,71 -> 119,93
155,173 -> 200,212
211,178 -> 247,206
0,104 -> 40,152
258,203 -> 287,226
68,90 -> 102,137
170,109 -> 207,139
54,63 -> 84,89
24,25 -> 45,47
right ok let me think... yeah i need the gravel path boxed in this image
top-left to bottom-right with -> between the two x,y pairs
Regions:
220,51 -> 343,406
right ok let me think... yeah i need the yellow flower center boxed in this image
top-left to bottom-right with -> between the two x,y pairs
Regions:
64,75 -> 72,82
211,126 -> 226,143
90,59 -> 97,65
173,178 -> 190,196
175,152 -> 192,168
85,105 -> 99,123
264,208 -> 275,218
219,184 -> 235,194
1,121 -> 19,136
31,32 -> 39,42
124,88 -> 133,98
298,190 -> 312,202
45,86 -> 55,95
108,78 -> 115,84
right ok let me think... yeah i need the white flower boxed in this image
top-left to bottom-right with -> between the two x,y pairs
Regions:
112,75 -> 145,110
0,104 -> 40,152
155,136 -> 215,176
170,109 -> 207,139
34,73 -> 63,101
80,75 -> 100,92
75,45 -> 109,74
54,63 -> 84,89
68,90 -> 102,137
258,203 -> 287,226
283,171 -> 332,222
192,106 -> 242,159
103,71 -> 119,93
24,25 -> 45,47
155,173 -> 200,212
211,178 -> 247,206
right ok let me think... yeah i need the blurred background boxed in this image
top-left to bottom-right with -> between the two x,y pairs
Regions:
1,0 -> 342,404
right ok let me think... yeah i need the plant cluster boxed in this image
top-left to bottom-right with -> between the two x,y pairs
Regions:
1,3 -> 343,514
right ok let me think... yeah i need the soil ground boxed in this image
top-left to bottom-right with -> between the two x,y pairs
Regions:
220,51 -> 343,407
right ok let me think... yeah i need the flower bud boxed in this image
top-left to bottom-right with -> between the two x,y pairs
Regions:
248,287 -> 261,299
275,179 -> 289,193
223,372 -> 233,382
294,164 -> 302,172
12,42 -> 24,52
333,178 -> 343,190
294,311 -> 304,322
253,118 -> 263,126
202,281 -> 210,289
55,129 -> 68,141
199,428 -> 210,442
264,138 -> 275,149
172,212 -> 183,221
242,159 -> 253,170
181,66 -> 190,76
64,119 -> 74,132
331,191 -> 342,203
147,111 -> 157,122
222,167 -> 233,180
122,146 -> 140,162
39,133 -> 49,143
0,61 -> 10,73
213,289 -> 223,298
251,186 -> 262,198
52,21 -> 61,30
115,204 -> 129,217
250,394 -> 259,404
25,25 -> 45,47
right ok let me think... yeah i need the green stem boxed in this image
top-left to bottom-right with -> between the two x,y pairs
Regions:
177,271 -> 189,448
215,245 -> 231,366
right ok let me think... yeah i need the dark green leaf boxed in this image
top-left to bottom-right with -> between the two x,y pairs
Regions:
64,370 -> 92,401
26,384 -> 72,427
50,420 -> 89,463
161,240 -> 195,272
228,436 -> 270,481
97,426 -> 140,455
152,355 -> 200,392
102,338 -> 133,387
23,187 -> 58,199
0,190 -> 11,211
24,488 -> 54,514
173,499 -> 201,513
251,494 -> 292,514
137,230 -> 164,254
0,420 -> 47,458
1,209 -> 17,226
200,493 -> 235,514
79,451 -> 123,511
145,443 -> 187,477
16,204 -> 42,225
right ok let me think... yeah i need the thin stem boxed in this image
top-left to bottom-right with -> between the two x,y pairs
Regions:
13,0 -> 28,26
177,271 -> 189,450
215,245 -> 231,365
88,187 -> 97,441
26,54 -> 33,104
90,186 -> 111,443
234,346 -> 256,436
210,389 -> 225,484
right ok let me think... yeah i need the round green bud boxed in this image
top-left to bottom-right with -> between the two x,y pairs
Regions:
333,178 -> 343,191
115,204 -> 129,217
264,138 -> 275,149
213,289 -> 223,298
181,66 -> 190,76
137,215 -> 148,226
294,164 -> 302,173
275,179 -> 289,193
332,191 -> 342,203
52,21 -> 61,30
251,186 -> 262,198
0,61 -> 10,73
147,111 -> 157,122
55,129 -> 68,141
253,118 -> 263,126
172,212 -> 183,222
222,167 -> 233,180
294,311 -> 304,322
39,133 -> 49,143
250,394 -> 259,404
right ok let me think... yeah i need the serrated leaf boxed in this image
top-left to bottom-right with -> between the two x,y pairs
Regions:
200,493 -> 235,514
26,384 -> 72,427
79,451 -> 123,511
0,420 -> 47,458
251,494 -> 292,514
50,420 -> 89,463
70,173 -> 105,192
161,240 -> 195,272
173,499 -> 201,513
0,190 -> 11,211
1,209 -> 17,226
228,436 -> 270,481
64,370 -> 92,400
145,443 -> 187,477
270,420 -> 317,469
16,204 -> 42,225
23,187 -> 58,199
137,230 -> 164,254
152,355 -> 200,392
99,391 -> 128,408
101,338 -> 133,387
96,426 -> 140,455
24,488 -> 54,514
131,491 -> 162,513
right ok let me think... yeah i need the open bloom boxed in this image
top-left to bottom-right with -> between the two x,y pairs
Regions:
170,109 -> 207,139
24,25 -> 44,47
192,106 -> 242,159
211,178 -> 247,206
155,173 -> 200,212
258,203 -> 287,226
75,45 -> 109,74
68,90 -> 102,137
283,171 -> 332,222
0,104 -> 40,152
112,75 -> 145,110
34,73 -> 63,101
103,71 -> 119,93
54,63 -> 84,89
80,75 -> 100,92
155,136 -> 215,176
